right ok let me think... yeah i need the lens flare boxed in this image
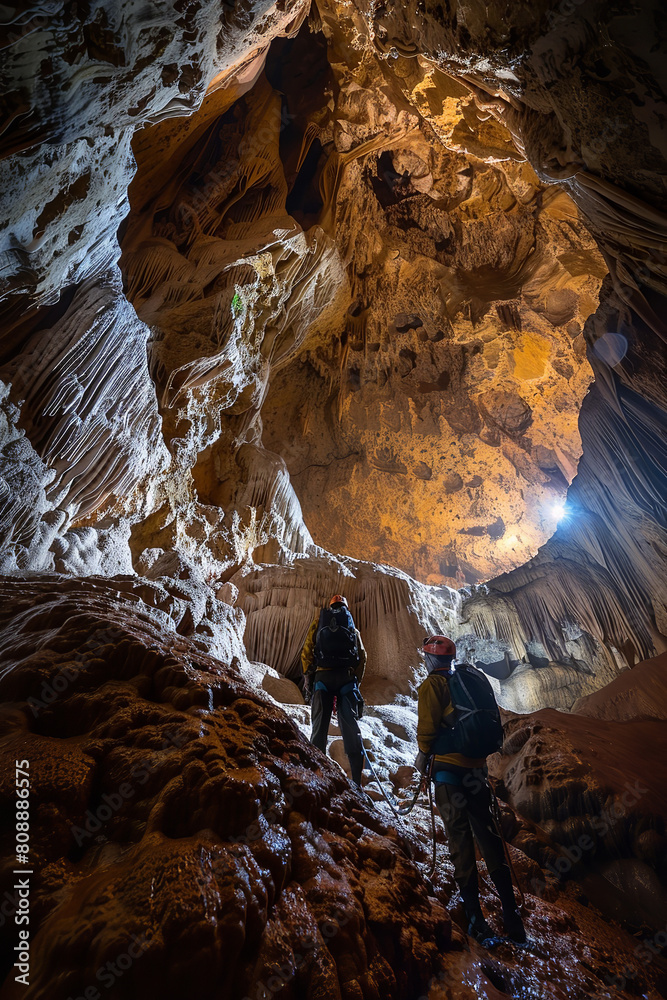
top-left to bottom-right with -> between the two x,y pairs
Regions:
552,502 -> 568,522
593,332 -> 628,366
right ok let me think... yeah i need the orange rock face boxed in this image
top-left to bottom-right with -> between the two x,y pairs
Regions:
119,21 -> 600,589
258,28 -> 602,587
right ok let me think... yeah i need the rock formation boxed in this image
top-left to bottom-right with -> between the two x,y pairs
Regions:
0,578 -> 453,999
1,580 -> 667,999
1,0 -> 667,996
3,0 -> 666,688
333,0 -> 667,669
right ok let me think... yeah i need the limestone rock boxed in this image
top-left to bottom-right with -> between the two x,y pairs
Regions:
572,653 -> 667,721
0,579 -> 449,999
307,0 -> 667,665
261,671 -> 306,705
1,1 -> 667,997
490,703 -> 667,894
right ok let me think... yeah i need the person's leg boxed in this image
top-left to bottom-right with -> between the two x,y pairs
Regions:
310,685 -> 334,753
435,782 -> 493,942
461,771 -> 506,875
489,865 -> 526,942
462,772 -> 526,943
337,689 -> 364,784
435,782 -> 476,885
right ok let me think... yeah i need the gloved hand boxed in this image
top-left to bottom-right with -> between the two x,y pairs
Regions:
303,675 -> 313,705
414,750 -> 429,774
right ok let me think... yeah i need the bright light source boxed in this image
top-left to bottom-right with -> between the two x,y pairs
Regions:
551,502 -> 568,522
500,533 -> 519,548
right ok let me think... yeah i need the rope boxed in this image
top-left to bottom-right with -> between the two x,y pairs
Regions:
361,749 -> 438,878
489,781 -> 526,911
361,759 -> 523,904
396,780 -> 424,816
361,746 -> 403,818
425,774 -> 437,880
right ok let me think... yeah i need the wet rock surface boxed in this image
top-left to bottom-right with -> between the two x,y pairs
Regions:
0,583 -> 666,999
0,580 -> 448,1000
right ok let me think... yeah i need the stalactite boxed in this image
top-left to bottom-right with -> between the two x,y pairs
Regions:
318,122 -> 420,232
0,271 -> 169,570
235,555 -> 452,692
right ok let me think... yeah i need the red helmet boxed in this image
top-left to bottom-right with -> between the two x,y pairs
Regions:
329,594 -> 348,607
423,635 -> 456,657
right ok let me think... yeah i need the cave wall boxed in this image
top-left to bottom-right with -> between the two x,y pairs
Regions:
261,18 -> 604,589
0,0 -> 666,713
2,4 -> 667,998
0,0 -> 311,579
321,0 -> 667,667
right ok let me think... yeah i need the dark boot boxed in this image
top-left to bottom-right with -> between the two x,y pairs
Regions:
490,865 -> 526,943
348,751 -> 364,786
458,880 -> 494,944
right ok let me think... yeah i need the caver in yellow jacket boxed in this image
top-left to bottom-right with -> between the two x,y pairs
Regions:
417,669 -> 485,771
301,616 -> 367,683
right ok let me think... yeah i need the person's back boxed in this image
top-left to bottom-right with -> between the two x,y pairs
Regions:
416,635 -> 526,945
302,595 -> 366,785
417,667 -> 487,775
313,602 -> 359,668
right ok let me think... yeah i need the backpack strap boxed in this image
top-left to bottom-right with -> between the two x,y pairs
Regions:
451,668 -> 481,719
454,668 -> 475,707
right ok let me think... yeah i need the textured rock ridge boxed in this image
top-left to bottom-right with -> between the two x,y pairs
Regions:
2,0 -> 665,693
0,0 -> 310,577
0,579 -> 449,1000
1,586 -> 667,999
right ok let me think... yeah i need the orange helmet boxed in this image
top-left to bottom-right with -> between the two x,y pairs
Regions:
329,594 -> 348,607
422,635 -> 456,657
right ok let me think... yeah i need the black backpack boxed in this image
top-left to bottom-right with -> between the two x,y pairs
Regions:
314,606 -> 359,666
433,664 -> 504,758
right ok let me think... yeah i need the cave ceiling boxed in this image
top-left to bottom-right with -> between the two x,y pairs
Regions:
117,17 -> 604,590
0,0 -> 666,698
